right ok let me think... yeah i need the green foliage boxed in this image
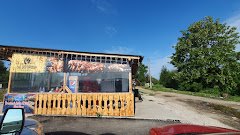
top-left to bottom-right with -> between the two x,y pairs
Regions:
159,66 -> 178,89
179,82 -> 203,92
200,88 -> 220,95
151,76 -> 159,85
0,61 -> 9,88
150,85 -> 240,102
0,89 -> 7,102
135,63 -> 148,86
171,16 -> 240,94
146,75 -> 159,85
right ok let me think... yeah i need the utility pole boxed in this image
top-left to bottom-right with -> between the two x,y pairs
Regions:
148,58 -> 152,89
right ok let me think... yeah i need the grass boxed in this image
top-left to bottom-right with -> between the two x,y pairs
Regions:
145,84 -> 240,102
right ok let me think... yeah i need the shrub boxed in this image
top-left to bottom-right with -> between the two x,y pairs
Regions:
159,66 -> 179,89
179,82 -> 203,92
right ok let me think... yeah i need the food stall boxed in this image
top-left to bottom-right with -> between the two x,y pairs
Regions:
0,45 -> 143,116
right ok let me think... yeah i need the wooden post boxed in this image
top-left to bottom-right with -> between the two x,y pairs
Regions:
129,72 -> 132,93
7,72 -> 12,93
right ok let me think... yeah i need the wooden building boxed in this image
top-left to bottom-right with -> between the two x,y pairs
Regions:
0,45 -> 143,116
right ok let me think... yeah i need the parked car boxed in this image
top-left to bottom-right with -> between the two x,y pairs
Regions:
0,108 -> 43,135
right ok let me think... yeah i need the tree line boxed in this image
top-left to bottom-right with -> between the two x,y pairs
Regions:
136,17 -> 240,96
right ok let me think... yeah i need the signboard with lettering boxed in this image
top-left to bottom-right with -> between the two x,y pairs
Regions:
10,53 -> 47,73
2,93 -> 36,113
10,53 -> 64,73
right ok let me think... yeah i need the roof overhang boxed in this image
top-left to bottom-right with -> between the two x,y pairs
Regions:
0,45 -> 143,75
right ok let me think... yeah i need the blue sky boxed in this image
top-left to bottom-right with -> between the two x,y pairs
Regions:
0,0 -> 240,78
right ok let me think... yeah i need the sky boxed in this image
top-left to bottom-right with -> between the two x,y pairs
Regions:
0,0 -> 240,78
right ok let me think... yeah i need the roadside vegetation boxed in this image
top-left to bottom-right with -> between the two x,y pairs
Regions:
145,84 -> 240,102
0,89 -> 7,102
0,61 -> 8,102
136,16 -> 240,102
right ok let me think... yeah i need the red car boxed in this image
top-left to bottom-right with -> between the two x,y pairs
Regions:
150,124 -> 240,135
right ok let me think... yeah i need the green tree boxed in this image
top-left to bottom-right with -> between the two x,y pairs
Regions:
145,74 -> 159,85
171,17 -> 240,94
159,66 -> 178,89
151,76 -> 159,85
0,61 -> 9,88
135,63 -> 148,86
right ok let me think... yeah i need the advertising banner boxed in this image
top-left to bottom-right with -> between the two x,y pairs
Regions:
10,53 -> 64,73
67,60 -> 130,73
2,94 -> 36,113
10,53 -> 47,73
10,53 -> 130,73
68,76 -> 79,93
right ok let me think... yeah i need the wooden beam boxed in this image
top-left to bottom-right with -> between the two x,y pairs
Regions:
7,72 -> 12,93
129,72 -> 132,93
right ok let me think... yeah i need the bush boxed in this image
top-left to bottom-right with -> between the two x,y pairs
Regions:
153,84 -> 163,89
159,66 -> 178,89
179,82 -> 203,92
200,88 -> 220,96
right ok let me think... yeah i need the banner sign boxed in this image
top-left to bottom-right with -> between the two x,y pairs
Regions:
2,93 -> 36,113
46,57 -> 64,72
10,53 -> 130,73
68,60 -> 130,73
10,53 -> 47,73
10,53 -> 64,73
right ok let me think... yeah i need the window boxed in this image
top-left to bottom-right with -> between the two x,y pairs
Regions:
10,73 -> 64,93
10,59 -> 131,93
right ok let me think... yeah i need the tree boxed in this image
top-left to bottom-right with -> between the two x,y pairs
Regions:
145,74 -> 159,85
0,61 -> 9,88
150,76 -> 159,85
135,63 -> 148,86
159,66 -> 178,89
171,17 -> 240,94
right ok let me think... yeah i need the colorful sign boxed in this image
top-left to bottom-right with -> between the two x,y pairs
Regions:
2,94 -> 36,113
10,53 -> 47,73
46,57 -> 64,72
67,60 -> 130,73
10,53 -> 130,73
68,76 -> 79,93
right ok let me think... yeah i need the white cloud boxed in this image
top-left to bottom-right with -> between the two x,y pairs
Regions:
225,14 -> 240,31
225,13 -> 240,52
91,0 -> 116,14
148,56 -> 175,79
105,26 -> 117,37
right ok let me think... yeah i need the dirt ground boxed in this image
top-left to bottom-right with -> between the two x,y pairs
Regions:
137,87 -> 240,130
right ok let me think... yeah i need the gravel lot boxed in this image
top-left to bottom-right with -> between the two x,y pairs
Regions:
137,87 -> 240,130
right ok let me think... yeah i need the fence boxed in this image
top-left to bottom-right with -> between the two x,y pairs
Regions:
34,93 -> 134,116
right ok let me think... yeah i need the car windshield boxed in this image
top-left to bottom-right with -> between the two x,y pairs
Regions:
0,0 -> 240,135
